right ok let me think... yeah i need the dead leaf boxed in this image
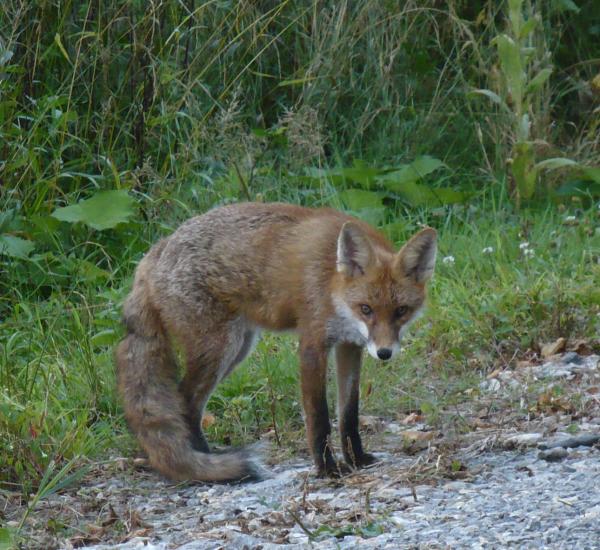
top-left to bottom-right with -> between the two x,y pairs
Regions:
535,390 -> 574,414
402,430 -> 436,442
201,413 -> 216,429
133,457 -> 150,469
486,368 -> 503,379
541,338 -> 567,359
401,412 -> 424,424
359,415 -> 384,432
568,339 -> 593,355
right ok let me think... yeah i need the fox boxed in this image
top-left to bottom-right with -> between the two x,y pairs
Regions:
116,202 -> 437,482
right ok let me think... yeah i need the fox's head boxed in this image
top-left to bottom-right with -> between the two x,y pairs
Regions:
331,222 -> 437,360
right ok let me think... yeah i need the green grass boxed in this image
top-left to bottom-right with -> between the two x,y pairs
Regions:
3,194 -> 598,499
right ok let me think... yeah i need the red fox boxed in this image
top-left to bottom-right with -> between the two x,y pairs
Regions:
116,202 -> 436,482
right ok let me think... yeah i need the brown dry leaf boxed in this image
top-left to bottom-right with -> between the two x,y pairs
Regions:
471,418 -> 493,430
101,504 -> 119,527
359,415 -> 384,432
201,413 -> 216,429
127,509 -> 147,531
486,368 -> 503,379
402,430 -> 436,442
568,339 -> 593,355
541,338 -> 567,359
535,390 -> 574,413
133,457 -> 149,469
70,533 -> 102,548
401,412 -> 424,425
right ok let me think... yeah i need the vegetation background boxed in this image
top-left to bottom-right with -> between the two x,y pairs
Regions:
0,0 -> 599,537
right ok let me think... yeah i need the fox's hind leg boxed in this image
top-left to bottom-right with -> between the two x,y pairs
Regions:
178,316 -> 260,451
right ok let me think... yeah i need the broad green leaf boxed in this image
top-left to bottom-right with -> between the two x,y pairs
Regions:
0,234 -> 35,258
378,156 -> 446,192
337,161 -> 385,188
534,157 -> 578,171
381,221 -> 409,243
581,166 -> 600,183
494,34 -> 524,110
518,113 -> 531,141
393,181 -> 466,207
508,0 -> 523,36
519,17 -> 538,39
52,190 -> 136,230
338,189 -> 384,210
353,207 -> 387,227
526,68 -> 552,96
554,179 -> 600,197
303,161 -> 387,189
551,0 -> 580,14
467,89 -> 510,112
91,329 -> 119,348
0,527 -> 14,550
511,142 -> 536,199
75,258 -> 110,282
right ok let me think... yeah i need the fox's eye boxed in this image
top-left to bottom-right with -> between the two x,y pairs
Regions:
394,306 -> 408,318
360,304 -> 372,316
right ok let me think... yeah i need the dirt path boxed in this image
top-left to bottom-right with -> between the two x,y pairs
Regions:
6,352 -> 600,549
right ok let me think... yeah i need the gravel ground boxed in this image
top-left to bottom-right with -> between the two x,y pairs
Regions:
82,443 -> 600,550
5,351 -> 600,549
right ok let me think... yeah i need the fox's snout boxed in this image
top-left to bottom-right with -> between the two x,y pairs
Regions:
376,347 -> 392,360
366,338 -> 401,361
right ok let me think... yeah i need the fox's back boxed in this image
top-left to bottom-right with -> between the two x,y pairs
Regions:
147,202 -> 392,330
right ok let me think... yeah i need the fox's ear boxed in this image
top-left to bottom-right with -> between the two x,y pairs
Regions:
337,222 -> 374,277
394,227 -> 437,283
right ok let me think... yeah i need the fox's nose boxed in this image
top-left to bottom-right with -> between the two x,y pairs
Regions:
377,348 -> 392,360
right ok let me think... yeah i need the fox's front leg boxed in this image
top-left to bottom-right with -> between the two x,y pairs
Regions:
299,340 -> 345,476
336,343 -> 377,468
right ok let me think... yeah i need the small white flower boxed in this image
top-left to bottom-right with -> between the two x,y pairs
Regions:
482,247 -> 494,254
519,242 -> 530,250
523,248 -> 535,258
442,255 -> 455,265
564,215 -> 576,222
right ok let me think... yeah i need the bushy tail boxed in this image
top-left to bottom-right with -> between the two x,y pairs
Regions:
116,252 -> 261,483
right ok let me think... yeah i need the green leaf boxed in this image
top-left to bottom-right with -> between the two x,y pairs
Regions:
0,527 -> 14,550
381,221 -> 409,243
494,34 -> 524,110
338,189 -> 384,210
534,157 -> 578,171
511,141 -> 536,199
54,33 -> 72,65
75,258 -> 110,282
91,329 -> 119,348
526,68 -> 552,96
551,0 -> 580,14
581,166 -> 600,183
51,190 -> 136,230
378,156 -> 446,192
519,17 -> 538,39
554,179 -> 600,197
393,182 -> 466,207
508,0 -> 523,37
0,235 -> 35,258
467,89 -> 510,112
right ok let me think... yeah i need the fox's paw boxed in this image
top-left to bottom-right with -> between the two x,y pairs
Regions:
317,460 -> 352,479
355,452 -> 378,468
343,450 -> 379,470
